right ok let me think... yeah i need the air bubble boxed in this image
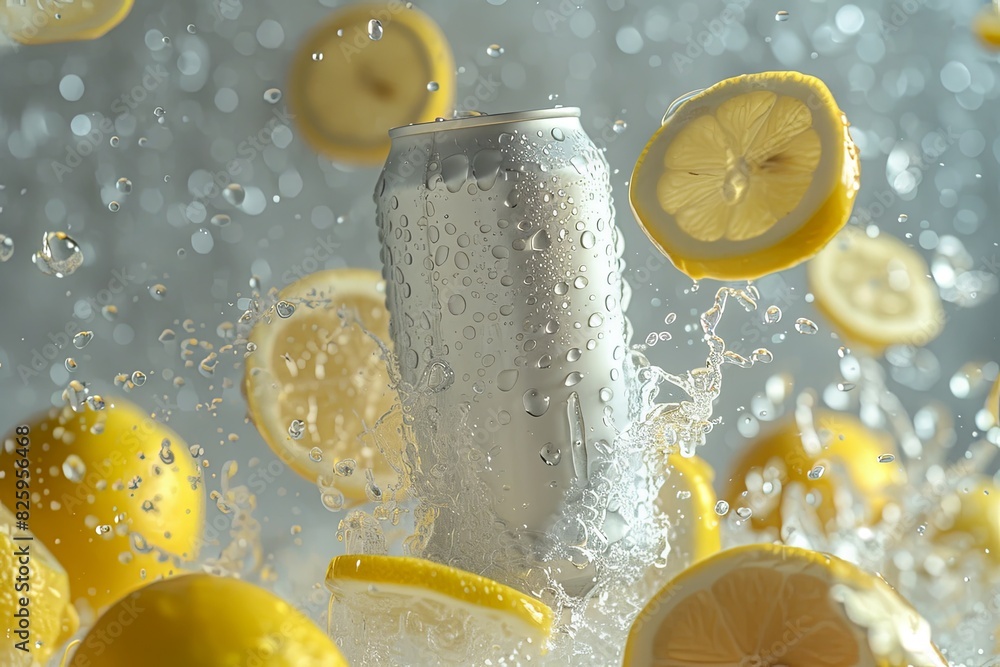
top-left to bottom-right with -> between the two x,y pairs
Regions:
116,178 -> 132,193
289,420 -> 305,440
487,44 -> 504,57
775,10 -> 790,21
539,443 -> 561,466
367,19 -> 383,40
878,454 -> 896,463
794,318 -> 818,335
32,231 -> 83,278
73,331 -> 94,348
276,300 -> 296,318
714,500 -> 730,515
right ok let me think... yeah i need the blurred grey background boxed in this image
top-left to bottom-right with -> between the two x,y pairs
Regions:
0,0 -> 998,616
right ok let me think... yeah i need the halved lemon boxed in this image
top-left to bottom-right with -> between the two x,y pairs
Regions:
0,503 -> 78,666
624,544 -> 947,666
808,227 -> 945,351
326,555 -> 553,662
724,411 -> 905,535
0,400 -> 205,612
630,71 -> 860,281
973,4 -> 1000,49
244,268 -> 404,502
0,0 -> 132,45
68,573 -> 347,666
654,454 -> 721,580
288,2 -> 455,165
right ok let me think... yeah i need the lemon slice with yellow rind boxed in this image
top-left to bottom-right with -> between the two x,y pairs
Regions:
973,4 -> 1000,49
630,71 -> 860,281
724,411 -> 906,535
987,374 -> 1000,427
0,503 -> 78,666
68,573 -> 347,667
655,454 -> 721,578
0,400 -> 205,613
624,544 -> 947,667
327,555 -> 553,661
0,0 -> 132,45
244,268 -> 404,503
808,227 -> 945,352
288,2 -> 455,165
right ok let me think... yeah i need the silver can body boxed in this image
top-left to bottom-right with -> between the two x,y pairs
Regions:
375,109 -> 636,592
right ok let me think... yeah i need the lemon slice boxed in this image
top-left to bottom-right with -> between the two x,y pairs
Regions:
245,268 -> 403,502
68,573 -> 347,667
654,454 -> 721,579
724,411 -> 905,535
973,4 -> 1000,49
630,71 -> 860,281
0,503 -> 78,666
987,374 -> 1000,427
288,2 -> 455,165
808,227 -> 945,351
624,544 -> 947,666
933,475 -> 1000,562
0,0 -> 132,45
0,400 -> 205,612
327,555 -> 553,662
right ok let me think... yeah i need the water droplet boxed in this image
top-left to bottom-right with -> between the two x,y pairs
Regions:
426,81 -> 439,92
308,446 -> 323,461
775,10 -> 790,21
751,348 -> 773,364
599,387 -> 614,402
222,183 -> 245,207
186,23 -> 197,33
32,231 -> 83,277
65,358 -> 77,372
764,305 -> 782,324
157,329 -> 176,343
131,371 -> 146,386
878,454 -> 896,463
210,214 -> 231,227
108,201 -> 120,212
312,52 -> 324,61
159,439 -> 175,464
566,348 -> 582,362
807,465 -> 825,480
335,459 -> 356,477
116,177 -> 132,193
58,453 -> 88,484
898,213 -> 908,223
794,318 -> 818,335
836,382 -> 856,391
95,524 -> 112,535
486,43 -> 504,57
264,88 -> 282,104
564,371 -> 583,386
447,294 -> 466,315
73,331 -> 94,349
289,420 -> 305,440
735,507 -> 753,519
588,313 -> 604,327
275,300 -> 296,318
0,235 -> 12,262
497,369 -> 518,391
522,389 -> 551,417
367,18 -> 383,40
529,229 -> 551,251
612,119 -> 627,134
149,284 -> 167,300
109,135 -> 120,147
714,500 -> 730,515
837,346 -> 851,358
86,394 -> 106,411
539,443 -> 561,466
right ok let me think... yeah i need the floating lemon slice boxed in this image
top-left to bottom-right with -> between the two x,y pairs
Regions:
68,573 -> 347,667
973,4 -> 1000,49
987,374 -> 1000,427
245,268 -> 404,503
724,411 -> 905,535
624,544 -> 947,666
630,71 -> 860,281
0,400 -> 205,612
933,475 -> 1000,563
808,227 -> 945,351
0,503 -> 78,666
0,0 -> 132,45
654,454 -> 721,580
326,555 -> 553,662
288,2 -> 455,165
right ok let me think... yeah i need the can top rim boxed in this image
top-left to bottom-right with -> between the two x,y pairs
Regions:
388,107 -> 581,138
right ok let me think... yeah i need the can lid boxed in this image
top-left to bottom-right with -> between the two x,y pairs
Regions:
388,107 -> 581,138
